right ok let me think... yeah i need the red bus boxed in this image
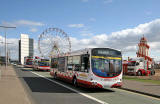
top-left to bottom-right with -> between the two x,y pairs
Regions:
33,59 -> 50,71
24,56 -> 33,68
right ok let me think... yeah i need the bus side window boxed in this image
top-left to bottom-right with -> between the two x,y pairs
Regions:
67,64 -> 73,70
73,56 -> 81,71
58,57 -> 65,72
74,64 -> 81,71
67,56 -> 73,70
67,56 -> 81,71
81,54 -> 90,72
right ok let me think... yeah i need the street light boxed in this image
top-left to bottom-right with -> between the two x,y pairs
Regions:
0,26 -> 16,68
0,41 -> 3,56
0,41 -> 12,64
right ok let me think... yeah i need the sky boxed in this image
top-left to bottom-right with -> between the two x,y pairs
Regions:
0,0 -> 160,61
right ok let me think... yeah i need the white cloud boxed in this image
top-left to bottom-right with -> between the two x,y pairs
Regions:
70,18 -> 160,60
16,20 -> 44,26
89,18 -> 96,22
29,28 -> 38,32
104,0 -> 113,4
0,35 -> 5,42
80,29 -> 93,37
81,0 -> 89,2
145,11 -> 152,15
80,27 -> 94,37
1,20 -> 44,27
81,33 -> 93,36
34,40 -> 40,57
81,0 -> 113,4
68,24 -> 85,28
0,36 -> 18,60
2,18 -> 160,61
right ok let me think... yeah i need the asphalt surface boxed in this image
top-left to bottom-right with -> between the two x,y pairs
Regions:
14,66 -> 160,104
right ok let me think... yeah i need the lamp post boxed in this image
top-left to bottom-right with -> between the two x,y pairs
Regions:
0,26 -> 16,68
0,41 -> 12,65
0,41 -> 3,57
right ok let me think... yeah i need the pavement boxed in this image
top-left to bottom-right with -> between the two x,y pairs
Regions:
121,79 -> 160,98
0,65 -> 32,104
0,65 -> 160,104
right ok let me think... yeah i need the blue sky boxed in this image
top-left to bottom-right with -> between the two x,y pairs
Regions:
1,0 -> 160,60
0,0 -> 159,38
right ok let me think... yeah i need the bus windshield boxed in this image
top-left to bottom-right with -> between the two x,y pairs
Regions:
39,62 -> 50,66
91,48 -> 122,77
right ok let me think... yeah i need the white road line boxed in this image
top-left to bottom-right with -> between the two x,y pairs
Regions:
31,71 -> 108,104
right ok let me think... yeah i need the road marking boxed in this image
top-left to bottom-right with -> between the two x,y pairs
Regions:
115,88 -> 160,101
31,71 -> 108,104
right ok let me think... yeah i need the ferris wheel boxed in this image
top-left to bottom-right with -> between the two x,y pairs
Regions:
38,27 -> 71,58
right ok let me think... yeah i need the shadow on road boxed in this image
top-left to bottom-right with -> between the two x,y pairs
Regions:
23,76 -> 75,93
15,66 -> 115,94
23,76 -> 115,94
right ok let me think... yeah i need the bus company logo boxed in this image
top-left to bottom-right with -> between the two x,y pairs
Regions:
79,73 -> 88,77
104,79 -> 112,81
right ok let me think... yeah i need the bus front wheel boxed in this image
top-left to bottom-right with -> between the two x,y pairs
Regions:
73,77 -> 78,87
54,73 -> 57,79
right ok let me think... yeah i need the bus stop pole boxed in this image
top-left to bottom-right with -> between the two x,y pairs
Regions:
5,31 -> 7,68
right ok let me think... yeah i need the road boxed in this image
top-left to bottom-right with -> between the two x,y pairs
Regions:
14,66 -> 160,104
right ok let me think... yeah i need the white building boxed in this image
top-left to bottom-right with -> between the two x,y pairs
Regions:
19,34 -> 34,64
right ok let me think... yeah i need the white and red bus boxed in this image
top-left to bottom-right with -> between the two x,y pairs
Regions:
33,58 -> 50,71
50,48 -> 122,88
24,56 -> 33,68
